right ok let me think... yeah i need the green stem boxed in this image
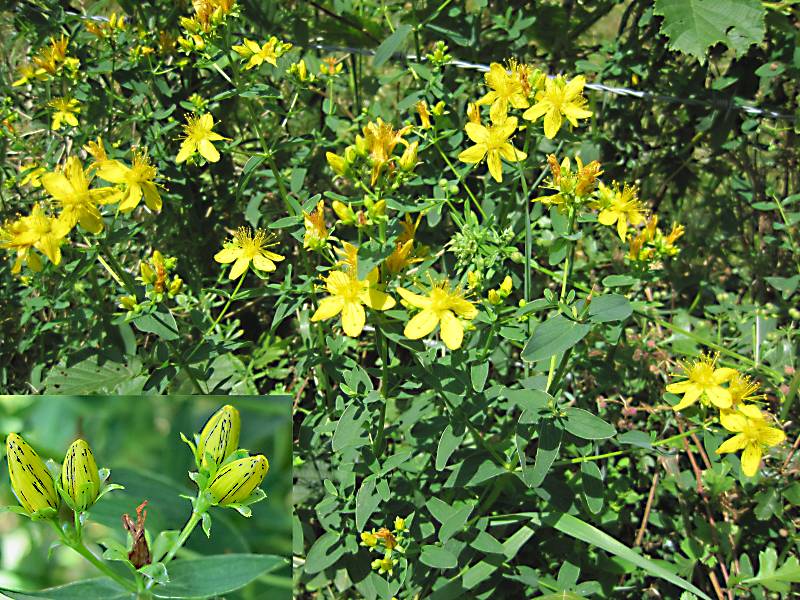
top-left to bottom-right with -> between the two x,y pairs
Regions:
546,208 -> 577,393
373,324 -> 390,457
429,135 -> 485,220
163,511 -> 202,564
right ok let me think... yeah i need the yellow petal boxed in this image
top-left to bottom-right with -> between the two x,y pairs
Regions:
341,301 -> 366,337
758,426 -> 786,447
311,296 -> 344,322
41,172 -> 73,201
96,160 -> 130,183
228,255 -> 250,279
705,385 -> 732,409
199,113 -> 215,130
715,433 -> 747,454
449,296 -> 478,320
666,380 -> 691,393
498,143 -> 526,163
464,123 -> 489,145
198,139 -> 220,163
487,150 -> 503,183
672,385 -> 702,411
176,140 -> 195,163
404,308 -> 439,340
522,101 -> 548,122
214,247 -> 240,264
741,443 -> 762,477
360,288 -> 396,311
439,310 -> 464,350
252,254 -> 276,272
458,144 -> 487,164
543,108 -> 562,139
142,182 -> 162,212
713,367 -> 738,384
397,287 -> 432,309
119,184 -> 143,212
79,209 -> 104,235
719,409 -> 747,433
598,209 -> 617,226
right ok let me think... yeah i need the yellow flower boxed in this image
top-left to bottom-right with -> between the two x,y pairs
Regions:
97,148 -> 162,212
416,100 -> 432,129
49,97 -> 80,131
466,102 -> 481,125
360,531 -> 378,548
232,37 -> 289,69
477,62 -> 530,112
361,119 -> 411,185
208,455 -> 269,506
41,157 -> 119,234
5,433 -> 60,517
727,373 -> 764,406
394,516 -> 406,532
18,163 -> 46,188
84,137 -> 110,173
33,35 -> 69,75
176,113 -> 228,163
311,268 -> 396,337
457,102 -> 526,183
522,75 -> 592,139
666,353 -> 737,411
716,404 -> 786,477
214,227 -> 285,279
303,201 -> 329,251
596,182 -> 646,240
371,556 -> 396,576
12,63 -> 47,87
398,280 -> 478,350
0,204 -> 71,273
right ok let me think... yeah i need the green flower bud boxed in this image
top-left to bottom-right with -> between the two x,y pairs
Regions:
197,405 -> 240,468
398,141 -> 419,172
5,433 -> 59,516
326,152 -> 348,177
61,439 -> 100,512
140,261 -> 155,284
208,455 -> 268,505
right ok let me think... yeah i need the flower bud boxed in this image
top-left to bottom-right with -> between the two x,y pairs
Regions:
208,455 -> 268,505
169,276 -> 183,295
399,141 -> 419,172
332,200 -> 356,225
197,405 -> 240,468
326,152 -> 348,177
140,261 -> 155,284
5,433 -> 59,516
61,439 -> 100,512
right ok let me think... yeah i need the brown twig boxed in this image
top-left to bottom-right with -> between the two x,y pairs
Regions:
781,432 -> 800,470
634,466 -> 660,547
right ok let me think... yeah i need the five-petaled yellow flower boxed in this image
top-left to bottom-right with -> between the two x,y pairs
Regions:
97,148 -> 162,212
214,227 -> 285,279
458,102 -> 526,183
477,62 -> 530,112
311,269 -> 396,337
523,75 -> 592,139
49,97 -> 80,131
176,113 -> 228,164
666,353 -> 737,411
716,404 -> 786,477
233,37 -> 286,69
596,182 -> 646,241
41,157 -> 118,234
1,204 -> 70,273
398,280 -> 478,350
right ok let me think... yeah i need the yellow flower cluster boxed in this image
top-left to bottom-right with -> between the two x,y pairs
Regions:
667,353 -> 786,477
627,215 -> 685,267
12,35 -> 78,87
360,517 -> 408,578
233,37 -> 292,70
458,60 -> 593,182
1,144 -> 163,274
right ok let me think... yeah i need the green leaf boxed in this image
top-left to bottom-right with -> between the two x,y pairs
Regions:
332,402 -> 369,452
588,294 -> 632,323
563,408 -> 616,440
537,593 -> 583,600
152,554 -> 283,598
355,476 -> 381,531
653,0 -> 765,62
581,460 -> 604,514
420,545 -> 458,569
356,240 -> 394,280
470,362 -> 489,392
426,498 -> 473,543
528,419 -> 563,488
522,316 -> 591,362
0,579 -> 133,599
742,547 -> 800,592
373,24 -> 412,68
133,309 -> 180,341
543,513 -> 712,600
304,531 -> 345,574
436,424 -> 465,470
43,355 -> 144,395
236,155 -> 267,203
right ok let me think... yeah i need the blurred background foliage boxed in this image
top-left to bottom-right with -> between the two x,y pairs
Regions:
0,395 -> 292,598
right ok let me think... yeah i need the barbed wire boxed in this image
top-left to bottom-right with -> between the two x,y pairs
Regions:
307,43 -> 796,121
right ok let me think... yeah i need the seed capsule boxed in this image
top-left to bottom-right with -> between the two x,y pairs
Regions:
197,405 -> 240,468
61,439 -> 101,512
208,455 -> 268,505
5,433 -> 59,515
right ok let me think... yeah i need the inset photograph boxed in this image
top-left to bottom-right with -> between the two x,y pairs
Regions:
0,395 -> 291,599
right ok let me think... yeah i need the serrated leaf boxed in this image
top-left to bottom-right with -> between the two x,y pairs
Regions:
743,547 -> 800,592
653,0 -> 765,62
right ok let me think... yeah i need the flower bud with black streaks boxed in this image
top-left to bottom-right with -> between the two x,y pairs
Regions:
61,439 -> 100,512
197,405 -> 240,468
208,455 -> 268,505
5,433 -> 59,516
